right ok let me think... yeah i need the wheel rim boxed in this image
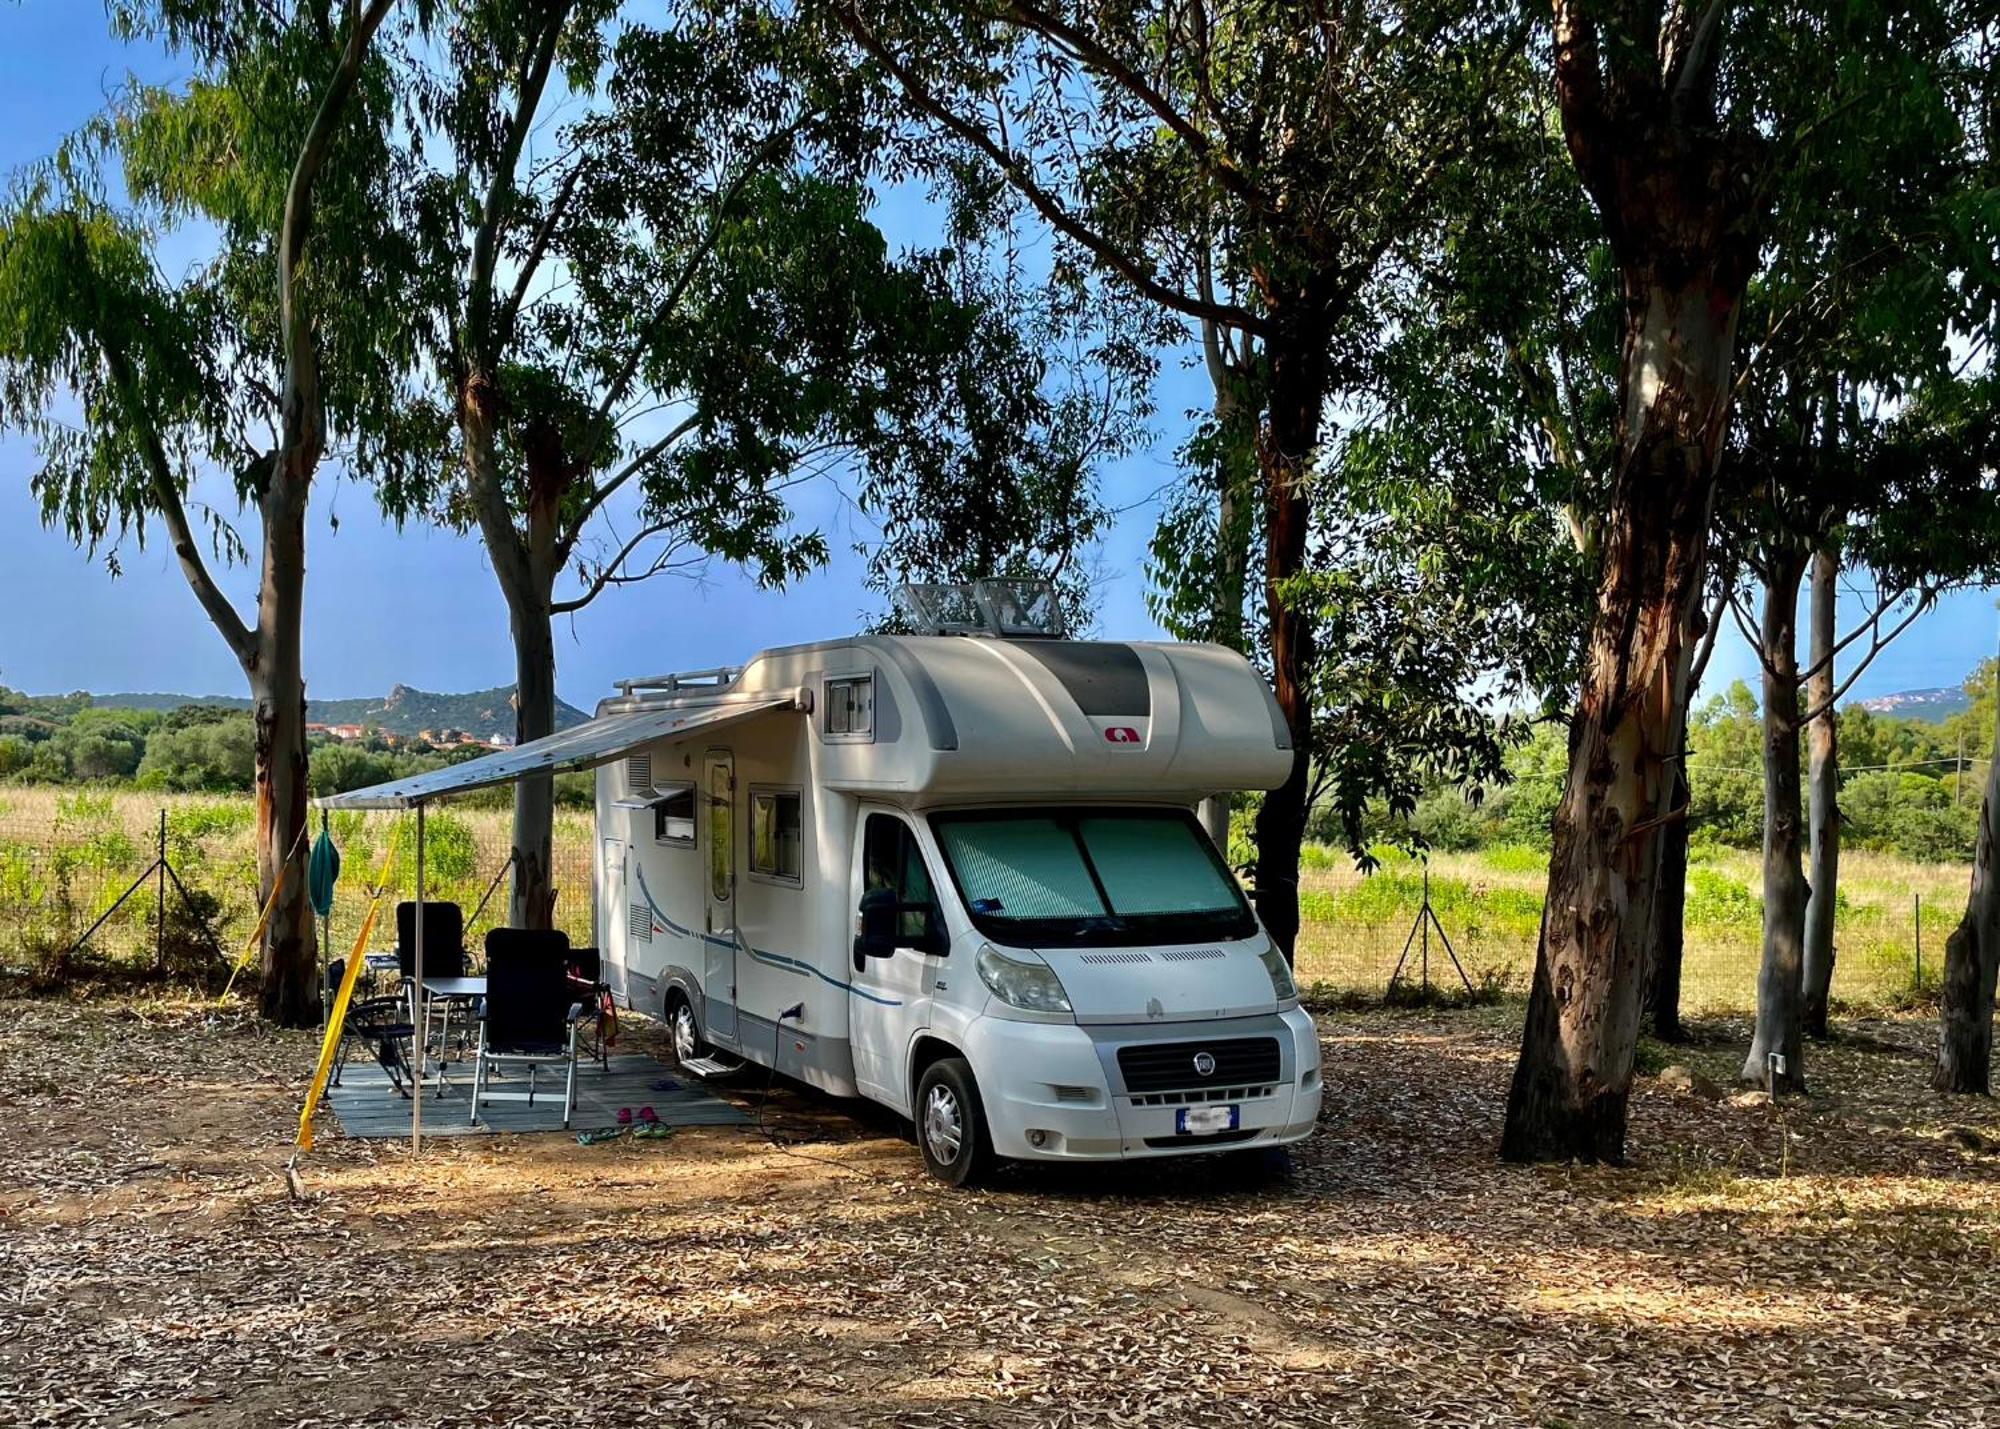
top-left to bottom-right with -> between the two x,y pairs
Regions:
922,1084 -> 964,1165
672,1004 -> 698,1063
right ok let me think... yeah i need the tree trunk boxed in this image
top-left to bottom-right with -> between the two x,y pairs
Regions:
1501,267 -> 1742,1163
1802,546 -> 1841,1038
1248,310 -> 1326,964
1199,322 -> 1257,855
250,472 -> 318,1026
508,597 -> 559,930
1935,669 -> 2000,1093
1646,761 -> 1690,1042
1743,550 -> 1810,1090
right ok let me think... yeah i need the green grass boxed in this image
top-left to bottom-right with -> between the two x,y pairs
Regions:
1292,843 -> 1966,1014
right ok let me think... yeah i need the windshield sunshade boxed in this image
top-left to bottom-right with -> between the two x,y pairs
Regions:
932,809 -> 1253,946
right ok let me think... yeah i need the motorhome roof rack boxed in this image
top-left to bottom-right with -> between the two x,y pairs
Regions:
893,578 -> 1067,640
611,665 -> 741,696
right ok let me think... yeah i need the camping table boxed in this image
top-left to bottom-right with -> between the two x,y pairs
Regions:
414,976 -> 487,1094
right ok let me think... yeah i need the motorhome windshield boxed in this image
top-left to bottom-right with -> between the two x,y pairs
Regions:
931,809 -> 1255,947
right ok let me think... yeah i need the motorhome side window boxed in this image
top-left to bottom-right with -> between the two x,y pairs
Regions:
823,675 -> 874,740
749,788 -> 803,883
651,783 -> 695,845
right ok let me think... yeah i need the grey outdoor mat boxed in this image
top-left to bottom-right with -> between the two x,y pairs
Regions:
326,1052 -> 750,1138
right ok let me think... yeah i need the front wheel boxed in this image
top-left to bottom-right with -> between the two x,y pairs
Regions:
915,1057 -> 993,1187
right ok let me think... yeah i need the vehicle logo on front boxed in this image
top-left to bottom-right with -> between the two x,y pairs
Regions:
1193,1051 -> 1217,1077
1104,726 -> 1141,744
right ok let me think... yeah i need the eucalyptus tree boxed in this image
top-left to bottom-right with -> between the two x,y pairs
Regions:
1714,7 -> 2000,1088
1496,0 -> 2000,1160
830,0 -> 1529,956
388,1 -> 1133,927
0,0 -> 415,1024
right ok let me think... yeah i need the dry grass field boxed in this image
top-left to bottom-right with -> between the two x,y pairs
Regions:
0,785 -> 1971,1015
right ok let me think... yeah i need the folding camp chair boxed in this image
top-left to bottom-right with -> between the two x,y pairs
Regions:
470,929 -> 586,1128
395,901 -> 474,1070
328,959 -> 419,1095
565,945 -> 616,1073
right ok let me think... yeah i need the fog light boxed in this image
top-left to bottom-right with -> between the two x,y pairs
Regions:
1027,1129 -> 1048,1148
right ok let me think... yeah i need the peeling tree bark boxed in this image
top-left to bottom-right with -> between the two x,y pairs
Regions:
1743,550 -> 1810,1090
1802,546 -> 1842,1039
1935,669 -> 2000,1094
1501,2 -> 1761,1162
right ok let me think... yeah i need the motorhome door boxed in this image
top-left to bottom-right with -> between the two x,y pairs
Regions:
702,750 -> 739,1046
598,835 -> 628,1003
848,808 -> 938,1109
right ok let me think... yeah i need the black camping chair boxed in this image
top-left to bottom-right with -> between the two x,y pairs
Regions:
327,958 -> 419,1096
564,945 -> 616,1073
469,928 -> 586,1127
395,901 -> 467,979
396,901 -> 476,1081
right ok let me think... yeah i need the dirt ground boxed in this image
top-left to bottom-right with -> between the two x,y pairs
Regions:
3,995 -> 1998,1428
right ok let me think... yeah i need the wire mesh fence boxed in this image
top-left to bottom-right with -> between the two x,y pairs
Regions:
0,788 -> 595,977
0,785 -> 1962,1013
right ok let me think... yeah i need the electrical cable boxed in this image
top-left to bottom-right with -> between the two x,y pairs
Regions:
750,1001 -> 875,1180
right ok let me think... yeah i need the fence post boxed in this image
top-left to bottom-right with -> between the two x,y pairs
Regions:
155,808 -> 167,971
1914,892 -> 1923,987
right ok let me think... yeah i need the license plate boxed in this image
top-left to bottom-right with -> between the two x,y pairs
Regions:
1177,1104 -> 1239,1135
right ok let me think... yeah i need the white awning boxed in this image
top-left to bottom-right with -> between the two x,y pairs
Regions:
313,693 -> 799,810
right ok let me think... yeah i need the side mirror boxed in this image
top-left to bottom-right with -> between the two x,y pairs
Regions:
856,887 -> 899,962
854,888 -> 947,965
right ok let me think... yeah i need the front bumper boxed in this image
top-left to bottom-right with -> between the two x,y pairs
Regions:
964,1007 -> 1323,1161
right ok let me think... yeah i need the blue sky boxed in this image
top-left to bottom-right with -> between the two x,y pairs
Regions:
0,3 -> 1990,714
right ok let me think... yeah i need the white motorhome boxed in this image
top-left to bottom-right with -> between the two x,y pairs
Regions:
590,581 -> 1322,1183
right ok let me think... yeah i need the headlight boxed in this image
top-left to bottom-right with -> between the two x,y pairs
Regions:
1259,945 -> 1297,1001
976,944 -> 1073,1013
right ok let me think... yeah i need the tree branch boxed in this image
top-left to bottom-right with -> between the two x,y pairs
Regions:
494,152 -> 585,354
102,346 -> 256,667
277,0 -> 394,439
468,3 -> 567,368
999,0 -> 1267,209
837,1 -> 1267,335
551,521 -> 690,615
1798,589 -> 1940,724
555,413 -> 702,566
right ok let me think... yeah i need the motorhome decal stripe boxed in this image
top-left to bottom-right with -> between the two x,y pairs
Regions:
747,947 -> 904,1006
634,866 -> 903,1006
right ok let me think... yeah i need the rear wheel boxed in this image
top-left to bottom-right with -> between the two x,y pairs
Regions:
916,1057 -> 992,1187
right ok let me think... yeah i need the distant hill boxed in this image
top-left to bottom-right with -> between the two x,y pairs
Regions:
92,684 -> 591,738
1854,685 -> 1971,723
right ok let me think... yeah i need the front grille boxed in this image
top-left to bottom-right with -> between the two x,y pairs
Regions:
1129,1084 -> 1275,1108
1079,950 -> 1153,966
1157,948 -> 1224,962
1052,1085 -> 1098,1103
1117,1037 -> 1280,1095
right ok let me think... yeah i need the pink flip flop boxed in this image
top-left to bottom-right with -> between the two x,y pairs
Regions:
616,1107 -> 633,1125
638,1106 -> 658,1125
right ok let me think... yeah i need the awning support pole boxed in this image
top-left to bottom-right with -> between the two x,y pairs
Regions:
411,801 -> 425,1156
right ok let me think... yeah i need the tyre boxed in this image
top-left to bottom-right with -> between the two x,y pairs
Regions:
667,991 -> 710,1067
915,1057 -> 993,1187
